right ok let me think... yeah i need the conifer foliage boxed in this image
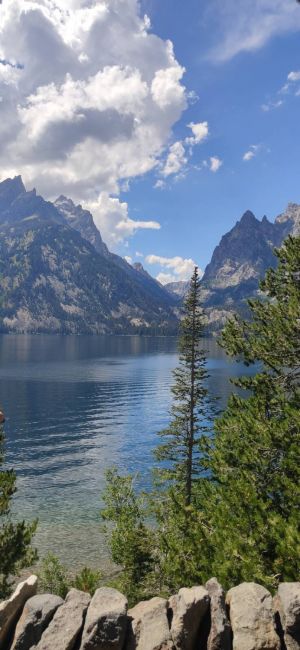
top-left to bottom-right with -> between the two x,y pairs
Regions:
0,425 -> 37,598
102,238 -> 300,599
202,235 -> 300,588
154,266 -> 214,506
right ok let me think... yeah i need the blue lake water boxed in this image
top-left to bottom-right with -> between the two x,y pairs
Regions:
0,335 -> 248,571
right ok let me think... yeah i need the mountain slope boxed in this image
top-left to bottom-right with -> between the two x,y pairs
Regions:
0,177 -> 177,334
54,195 -> 110,257
54,195 -> 175,308
164,280 -> 190,299
202,207 -> 298,330
275,202 -> 300,236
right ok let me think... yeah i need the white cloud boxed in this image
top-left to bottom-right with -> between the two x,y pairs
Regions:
154,179 -> 166,189
261,99 -> 284,112
156,272 -> 178,285
86,193 -> 160,247
151,59 -> 186,110
243,150 -> 255,161
124,255 -> 133,265
262,69 -> 300,112
281,70 -> 300,97
186,121 -> 209,145
207,0 -> 300,62
0,0 -> 187,243
209,156 -> 222,172
287,70 -> 300,82
243,144 -> 261,162
159,120 -> 210,182
145,254 -> 202,284
161,141 -> 187,177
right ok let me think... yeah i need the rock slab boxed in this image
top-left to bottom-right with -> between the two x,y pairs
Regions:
127,596 -> 173,650
274,582 -> 300,650
169,586 -> 209,650
0,575 -> 38,647
226,582 -> 280,650
205,578 -> 231,650
10,593 -> 63,650
36,588 -> 91,650
80,587 -> 128,650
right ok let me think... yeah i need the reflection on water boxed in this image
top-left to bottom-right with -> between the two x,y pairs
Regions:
0,334 -> 248,569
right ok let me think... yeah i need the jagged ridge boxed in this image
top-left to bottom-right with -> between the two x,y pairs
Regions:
0,177 -> 177,334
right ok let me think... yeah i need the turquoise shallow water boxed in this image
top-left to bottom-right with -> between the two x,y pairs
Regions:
0,334 -> 247,570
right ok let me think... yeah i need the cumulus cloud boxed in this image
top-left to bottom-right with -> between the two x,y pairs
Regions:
287,70 -> 300,82
161,141 -> 187,177
159,120 -> 210,181
151,61 -> 186,109
86,193 -> 160,247
279,69 -> 300,96
145,254 -> 202,284
186,121 -> 209,145
209,156 -> 222,172
243,150 -> 255,161
243,144 -> 261,162
207,0 -> 300,62
0,0 -> 187,244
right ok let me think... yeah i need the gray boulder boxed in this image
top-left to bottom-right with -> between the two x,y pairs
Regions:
226,582 -> 280,650
127,597 -> 173,650
169,586 -> 209,650
80,587 -> 128,650
10,593 -> 63,650
36,588 -> 90,650
0,575 -> 37,647
274,582 -> 300,650
205,578 -> 231,650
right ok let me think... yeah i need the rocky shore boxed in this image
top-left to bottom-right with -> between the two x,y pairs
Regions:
1,575 -> 300,649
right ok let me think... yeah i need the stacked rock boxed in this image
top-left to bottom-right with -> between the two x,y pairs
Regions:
0,576 -> 299,649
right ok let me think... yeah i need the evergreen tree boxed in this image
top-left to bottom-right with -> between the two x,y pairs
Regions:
102,240 -> 300,595
154,266 -> 214,506
196,235 -> 300,589
101,468 -> 154,604
150,266 -> 217,591
0,424 -> 37,598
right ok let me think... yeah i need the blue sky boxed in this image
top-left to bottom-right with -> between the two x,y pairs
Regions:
123,0 -> 300,279
0,0 -> 300,282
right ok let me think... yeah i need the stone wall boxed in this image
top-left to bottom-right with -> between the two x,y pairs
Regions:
0,575 -> 299,649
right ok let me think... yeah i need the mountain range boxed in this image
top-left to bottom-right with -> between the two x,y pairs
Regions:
0,175 -> 299,334
0,177 -> 178,334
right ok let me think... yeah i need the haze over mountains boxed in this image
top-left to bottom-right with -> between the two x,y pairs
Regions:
0,176 -> 298,334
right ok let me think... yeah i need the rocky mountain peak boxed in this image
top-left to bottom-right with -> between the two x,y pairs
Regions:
202,209 -> 283,290
133,262 -> 146,273
275,202 -> 300,235
54,194 -> 109,257
133,262 -> 158,281
0,175 -> 26,211
239,210 -> 257,226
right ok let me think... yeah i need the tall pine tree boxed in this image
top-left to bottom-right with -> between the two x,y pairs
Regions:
151,267 -> 217,591
155,266 -> 215,506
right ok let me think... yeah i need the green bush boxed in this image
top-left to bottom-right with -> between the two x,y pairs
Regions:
72,566 -> 102,595
38,553 -> 102,598
38,553 -> 69,598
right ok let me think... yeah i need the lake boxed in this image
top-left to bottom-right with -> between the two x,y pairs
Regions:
0,335 -> 248,572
